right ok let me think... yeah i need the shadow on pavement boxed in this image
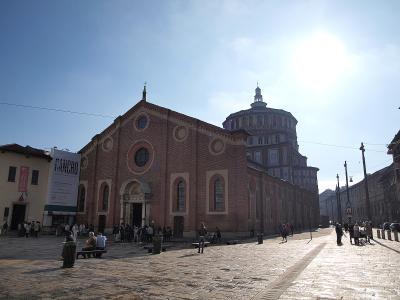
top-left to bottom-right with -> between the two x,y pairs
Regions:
24,267 -> 60,274
374,240 -> 400,254
177,253 -> 199,258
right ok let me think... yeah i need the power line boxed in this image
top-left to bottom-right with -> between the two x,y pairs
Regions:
1,101 -> 397,151
298,140 -> 387,153
0,102 -> 116,119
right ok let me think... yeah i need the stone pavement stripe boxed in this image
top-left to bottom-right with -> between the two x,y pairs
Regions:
252,242 -> 327,300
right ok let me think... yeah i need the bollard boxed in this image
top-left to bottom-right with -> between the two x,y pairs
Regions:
382,230 -> 386,239
152,234 -> 162,254
257,233 -> 263,244
394,231 -> 399,242
377,229 -> 381,239
62,241 -> 77,268
388,230 -> 392,241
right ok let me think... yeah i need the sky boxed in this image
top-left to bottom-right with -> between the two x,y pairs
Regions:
0,0 -> 399,192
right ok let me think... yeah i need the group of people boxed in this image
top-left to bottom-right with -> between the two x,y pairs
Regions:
335,221 -> 373,245
112,224 -> 173,243
61,230 -> 107,268
279,223 -> 294,242
17,221 -> 41,238
56,223 -> 94,239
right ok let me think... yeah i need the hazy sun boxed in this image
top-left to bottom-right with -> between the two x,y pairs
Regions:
292,31 -> 349,90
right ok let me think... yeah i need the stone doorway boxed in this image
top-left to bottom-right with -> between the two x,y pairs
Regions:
120,180 -> 151,226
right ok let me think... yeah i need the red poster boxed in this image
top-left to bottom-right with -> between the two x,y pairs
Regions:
18,166 -> 29,192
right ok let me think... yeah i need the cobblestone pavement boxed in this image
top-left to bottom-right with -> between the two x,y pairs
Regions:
0,228 -> 399,300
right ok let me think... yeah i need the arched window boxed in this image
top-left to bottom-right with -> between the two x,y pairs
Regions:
214,178 -> 224,211
77,184 -> 85,212
177,180 -> 185,211
101,184 -> 109,211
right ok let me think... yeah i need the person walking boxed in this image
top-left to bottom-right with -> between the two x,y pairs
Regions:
34,221 -> 40,238
348,223 -> 354,245
335,223 -> 343,245
198,223 -> 207,254
353,223 -> 360,246
280,224 -> 288,242
365,222 -> 373,243
24,222 -> 30,238
2,221 -> 8,236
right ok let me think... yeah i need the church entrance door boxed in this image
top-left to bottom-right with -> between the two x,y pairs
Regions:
173,216 -> 184,238
11,204 -> 26,230
131,203 -> 143,227
98,215 -> 106,233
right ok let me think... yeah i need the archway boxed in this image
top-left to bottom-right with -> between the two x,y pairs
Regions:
119,180 -> 151,226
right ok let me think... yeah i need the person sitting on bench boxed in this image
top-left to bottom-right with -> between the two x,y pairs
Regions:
82,232 -> 96,251
96,232 -> 107,250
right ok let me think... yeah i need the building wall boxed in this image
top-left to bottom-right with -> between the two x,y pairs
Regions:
247,165 -> 318,233
77,101 -> 250,236
0,152 -> 50,227
77,100 -> 319,236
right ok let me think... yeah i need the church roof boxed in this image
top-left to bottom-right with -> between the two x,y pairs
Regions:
79,99 -> 249,154
224,106 -> 297,123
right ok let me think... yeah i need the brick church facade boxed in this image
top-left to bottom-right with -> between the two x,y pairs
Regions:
77,88 -> 319,237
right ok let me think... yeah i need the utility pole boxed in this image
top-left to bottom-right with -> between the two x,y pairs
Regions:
344,161 -> 352,224
360,142 -> 372,221
336,174 -> 342,224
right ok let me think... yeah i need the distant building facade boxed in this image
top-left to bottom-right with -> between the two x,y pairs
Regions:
77,91 -> 319,236
318,189 -> 335,217
321,163 -> 398,226
223,86 -> 319,193
0,144 -> 51,229
0,144 -> 81,230
387,130 -> 400,221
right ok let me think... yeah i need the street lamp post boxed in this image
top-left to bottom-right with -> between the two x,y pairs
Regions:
344,161 -> 352,224
360,143 -> 372,221
336,174 -> 343,224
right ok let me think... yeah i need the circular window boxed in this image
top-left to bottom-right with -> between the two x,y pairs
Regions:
127,140 -> 154,175
81,156 -> 88,169
173,125 -> 188,142
134,147 -> 149,167
209,138 -> 225,155
102,137 -> 113,152
137,116 -> 148,129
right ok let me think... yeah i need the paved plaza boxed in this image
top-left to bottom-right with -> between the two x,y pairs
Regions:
0,228 -> 399,300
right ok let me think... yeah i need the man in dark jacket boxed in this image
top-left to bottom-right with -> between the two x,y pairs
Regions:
335,223 -> 343,245
198,223 -> 207,254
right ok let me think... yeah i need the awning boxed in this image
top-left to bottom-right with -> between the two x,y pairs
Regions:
44,204 -> 77,215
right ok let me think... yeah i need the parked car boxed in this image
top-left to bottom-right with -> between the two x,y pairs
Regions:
390,223 -> 400,232
382,222 -> 391,230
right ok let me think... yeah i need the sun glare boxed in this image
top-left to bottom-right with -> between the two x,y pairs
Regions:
292,31 -> 349,90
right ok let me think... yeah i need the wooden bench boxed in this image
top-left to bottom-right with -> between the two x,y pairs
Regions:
192,241 -> 210,248
76,249 -> 107,259
143,244 -> 171,253
226,240 -> 240,245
